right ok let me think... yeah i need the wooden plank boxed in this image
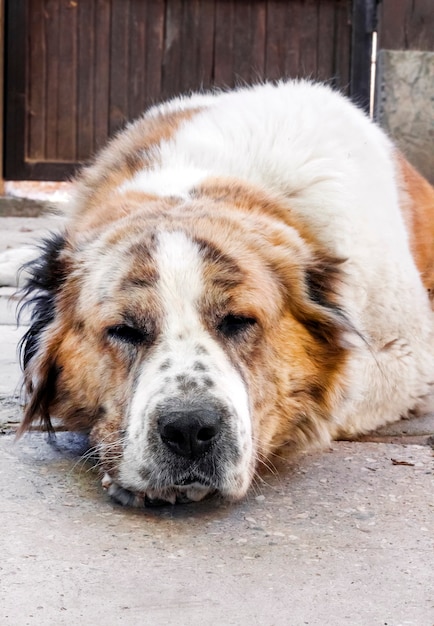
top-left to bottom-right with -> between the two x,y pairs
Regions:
128,0 -> 147,119
179,0 -> 201,93
109,0 -> 130,135
0,0 -> 4,190
27,0 -> 46,160
316,0 -> 336,83
16,161 -> 79,181
285,0 -> 303,78
249,1 -> 267,81
233,1 -> 266,83
197,0 -> 216,91
179,0 -> 217,93
214,0 -> 235,86
56,0 -> 78,160
266,0 -> 302,80
178,0 -> 215,92
4,0 -> 28,179
378,0 -> 434,51
162,0 -> 183,98
44,0 -> 60,160
77,0 -> 95,160
333,0 -> 352,91
144,0 -> 165,106
94,0 -> 111,150
233,2 -> 252,82
299,0 -> 319,78
264,0 -> 285,80
377,0 -> 407,49
407,0 -> 434,50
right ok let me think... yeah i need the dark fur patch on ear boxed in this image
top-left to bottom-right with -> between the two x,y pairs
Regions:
19,233 -> 68,368
19,362 -> 60,436
18,233 -> 68,434
305,255 -> 343,310
302,255 -> 354,348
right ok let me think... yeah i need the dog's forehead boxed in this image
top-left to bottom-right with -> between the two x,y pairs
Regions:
76,226 -> 226,309
73,221 -> 284,325
154,230 -> 205,304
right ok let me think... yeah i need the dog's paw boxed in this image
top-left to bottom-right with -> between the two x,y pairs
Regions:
0,247 -> 38,287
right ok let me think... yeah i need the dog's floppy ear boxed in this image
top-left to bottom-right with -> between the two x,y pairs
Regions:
303,254 -> 352,347
282,248 -> 357,355
18,233 -> 69,435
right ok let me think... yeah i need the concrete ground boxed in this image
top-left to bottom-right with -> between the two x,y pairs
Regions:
0,211 -> 433,626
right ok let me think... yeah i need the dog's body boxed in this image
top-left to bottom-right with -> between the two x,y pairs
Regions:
20,81 -> 434,505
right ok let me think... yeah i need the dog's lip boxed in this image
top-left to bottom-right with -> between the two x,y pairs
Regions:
173,472 -> 216,488
102,472 -> 214,495
102,472 -> 215,507
175,476 -> 205,487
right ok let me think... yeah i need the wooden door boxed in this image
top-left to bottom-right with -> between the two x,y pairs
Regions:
5,0 -> 354,180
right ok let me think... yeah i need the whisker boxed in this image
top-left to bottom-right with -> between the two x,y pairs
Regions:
255,455 -> 279,479
251,471 -> 275,492
68,432 -> 128,477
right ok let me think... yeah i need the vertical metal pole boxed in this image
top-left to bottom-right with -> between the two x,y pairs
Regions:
350,0 -> 380,112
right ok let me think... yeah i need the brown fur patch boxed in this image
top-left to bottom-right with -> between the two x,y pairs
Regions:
395,152 -> 434,296
70,108 -> 203,232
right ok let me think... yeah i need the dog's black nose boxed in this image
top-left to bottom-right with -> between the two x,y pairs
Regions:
158,408 -> 221,459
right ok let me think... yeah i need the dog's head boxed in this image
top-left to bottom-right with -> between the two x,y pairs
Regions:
19,182 -> 350,504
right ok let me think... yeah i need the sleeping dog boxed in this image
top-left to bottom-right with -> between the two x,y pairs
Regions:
19,81 -> 434,506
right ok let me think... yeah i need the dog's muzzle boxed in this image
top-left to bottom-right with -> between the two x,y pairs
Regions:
147,397 -> 238,489
113,389 -> 250,507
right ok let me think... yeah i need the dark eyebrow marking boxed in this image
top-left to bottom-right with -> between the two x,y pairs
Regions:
119,240 -> 159,290
122,275 -> 158,289
128,241 -> 154,262
195,238 -> 245,288
196,238 -> 242,274
120,267 -> 159,290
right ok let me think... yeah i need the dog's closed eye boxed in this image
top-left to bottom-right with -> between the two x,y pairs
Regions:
217,314 -> 257,339
106,324 -> 149,346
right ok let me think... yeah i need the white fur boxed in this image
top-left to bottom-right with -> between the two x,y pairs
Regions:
0,247 -> 38,287
119,231 -> 253,497
119,166 -> 209,199
118,80 -> 434,437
